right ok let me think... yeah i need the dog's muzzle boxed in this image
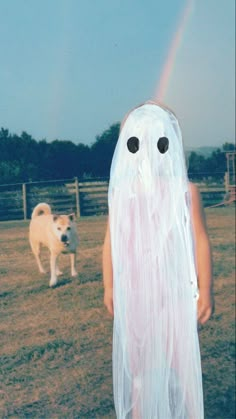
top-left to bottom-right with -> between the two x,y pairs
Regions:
61,234 -> 69,246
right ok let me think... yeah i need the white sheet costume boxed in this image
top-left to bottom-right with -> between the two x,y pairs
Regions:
108,103 -> 204,419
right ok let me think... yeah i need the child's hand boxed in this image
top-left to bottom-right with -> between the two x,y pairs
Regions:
197,290 -> 214,324
104,288 -> 114,316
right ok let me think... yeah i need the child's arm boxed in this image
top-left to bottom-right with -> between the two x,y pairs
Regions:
103,219 -> 114,316
189,182 -> 214,324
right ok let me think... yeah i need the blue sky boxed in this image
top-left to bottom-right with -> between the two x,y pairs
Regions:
0,0 -> 235,148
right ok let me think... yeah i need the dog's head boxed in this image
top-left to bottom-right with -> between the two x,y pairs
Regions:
52,213 -> 75,246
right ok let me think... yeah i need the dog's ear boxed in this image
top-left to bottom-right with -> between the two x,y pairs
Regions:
53,215 -> 59,221
68,213 -> 75,222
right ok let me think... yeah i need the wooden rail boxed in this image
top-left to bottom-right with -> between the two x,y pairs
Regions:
0,178 -> 231,222
0,178 -> 109,221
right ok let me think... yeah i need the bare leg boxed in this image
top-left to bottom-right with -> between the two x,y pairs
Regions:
70,253 -> 77,277
131,383 -> 142,419
30,240 -> 46,274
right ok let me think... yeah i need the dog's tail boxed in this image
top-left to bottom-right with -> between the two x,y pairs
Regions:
31,203 -> 52,219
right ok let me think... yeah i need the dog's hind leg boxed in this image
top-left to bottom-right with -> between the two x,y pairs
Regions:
55,257 -> 63,276
56,266 -> 63,276
70,252 -> 78,277
30,240 -> 46,274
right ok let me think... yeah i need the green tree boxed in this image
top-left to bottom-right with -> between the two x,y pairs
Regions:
222,142 -> 235,152
90,123 -> 120,177
188,152 -> 207,180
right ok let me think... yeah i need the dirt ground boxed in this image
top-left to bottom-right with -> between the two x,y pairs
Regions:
0,207 -> 235,418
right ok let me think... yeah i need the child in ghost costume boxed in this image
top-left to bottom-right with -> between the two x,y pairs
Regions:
103,102 -> 213,419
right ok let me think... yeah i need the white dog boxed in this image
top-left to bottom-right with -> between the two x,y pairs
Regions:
29,203 -> 79,287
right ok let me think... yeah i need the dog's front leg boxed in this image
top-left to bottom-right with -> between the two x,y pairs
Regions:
70,252 -> 77,277
49,253 -> 59,287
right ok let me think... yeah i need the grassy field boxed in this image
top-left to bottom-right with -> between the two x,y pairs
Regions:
0,207 -> 235,418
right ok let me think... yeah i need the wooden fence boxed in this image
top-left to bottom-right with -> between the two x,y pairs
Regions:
0,177 -> 227,222
0,178 -> 109,221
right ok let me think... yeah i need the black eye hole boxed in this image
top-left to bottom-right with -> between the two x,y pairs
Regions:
127,136 -> 139,153
157,137 -> 169,154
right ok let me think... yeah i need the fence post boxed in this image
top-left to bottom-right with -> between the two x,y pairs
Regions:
75,177 -> 81,218
22,183 -> 27,220
224,172 -> 229,192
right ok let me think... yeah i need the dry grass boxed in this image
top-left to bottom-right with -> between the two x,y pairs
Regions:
0,207 -> 235,418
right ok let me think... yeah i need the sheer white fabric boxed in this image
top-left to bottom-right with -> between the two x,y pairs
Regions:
108,103 -> 204,419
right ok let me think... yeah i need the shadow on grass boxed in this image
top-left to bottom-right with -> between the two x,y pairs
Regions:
0,290 -> 14,299
23,283 -> 51,295
0,290 -> 17,309
2,339 -> 75,371
79,272 -> 102,285
77,399 -> 115,418
23,278 -> 73,293
51,278 -> 73,288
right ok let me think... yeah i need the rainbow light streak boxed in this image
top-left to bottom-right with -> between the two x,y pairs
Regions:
155,0 -> 194,102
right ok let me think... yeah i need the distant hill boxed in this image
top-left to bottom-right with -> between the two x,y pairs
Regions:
185,146 -> 219,158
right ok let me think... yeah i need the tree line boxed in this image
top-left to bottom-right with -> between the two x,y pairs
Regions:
0,126 -> 234,184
